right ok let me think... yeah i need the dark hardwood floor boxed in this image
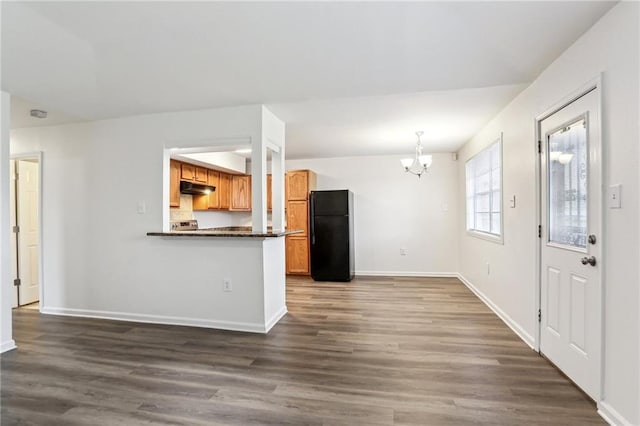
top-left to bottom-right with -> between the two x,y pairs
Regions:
1,276 -> 603,425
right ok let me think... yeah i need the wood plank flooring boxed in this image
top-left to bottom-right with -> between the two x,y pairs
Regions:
1,276 -> 603,425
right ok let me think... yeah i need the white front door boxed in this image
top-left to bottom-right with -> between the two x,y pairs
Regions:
16,160 -> 40,306
539,87 -> 601,400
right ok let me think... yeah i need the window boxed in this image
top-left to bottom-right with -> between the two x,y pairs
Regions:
466,136 -> 502,240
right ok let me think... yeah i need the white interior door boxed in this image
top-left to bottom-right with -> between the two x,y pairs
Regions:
16,160 -> 40,306
9,160 -> 18,308
539,88 -> 601,400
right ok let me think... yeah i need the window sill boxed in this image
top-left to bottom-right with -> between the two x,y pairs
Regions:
466,230 -> 504,245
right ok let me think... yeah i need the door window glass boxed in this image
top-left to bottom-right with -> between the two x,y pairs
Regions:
547,117 -> 587,248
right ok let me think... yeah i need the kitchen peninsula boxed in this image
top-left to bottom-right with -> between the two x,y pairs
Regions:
145,105 -> 289,334
147,227 -> 301,238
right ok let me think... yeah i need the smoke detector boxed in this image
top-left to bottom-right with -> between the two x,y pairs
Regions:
30,109 -> 47,119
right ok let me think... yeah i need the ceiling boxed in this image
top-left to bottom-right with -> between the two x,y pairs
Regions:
2,1 -> 615,157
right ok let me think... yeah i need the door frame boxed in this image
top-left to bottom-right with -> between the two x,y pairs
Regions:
10,152 -> 44,310
534,75 -> 604,401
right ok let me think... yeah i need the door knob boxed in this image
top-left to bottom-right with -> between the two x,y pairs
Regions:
581,256 -> 596,266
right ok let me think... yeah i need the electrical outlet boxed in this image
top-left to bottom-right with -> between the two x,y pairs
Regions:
400,248 -> 407,256
137,200 -> 146,214
223,279 -> 232,292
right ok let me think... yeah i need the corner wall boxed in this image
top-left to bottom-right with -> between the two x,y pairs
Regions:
456,3 -> 639,424
286,154 -> 459,276
0,91 -> 15,353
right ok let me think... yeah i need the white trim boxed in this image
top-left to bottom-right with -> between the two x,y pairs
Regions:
597,401 -> 633,426
464,133 -> 504,244
41,307 -> 273,334
457,273 -> 536,349
466,230 -> 504,245
355,271 -> 459,278
0,339 -> 16,353
265,306 -> 287,333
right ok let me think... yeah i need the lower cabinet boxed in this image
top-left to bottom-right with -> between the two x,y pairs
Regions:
286,236 -> 310,275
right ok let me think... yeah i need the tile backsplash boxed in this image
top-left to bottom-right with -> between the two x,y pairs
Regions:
170,195 -> 194,221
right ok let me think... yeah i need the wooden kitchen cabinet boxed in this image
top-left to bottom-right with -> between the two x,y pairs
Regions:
169,160 -> 181,208
180,163 -> 207,183
218,173 -> 231,209
192,170 -> 220,210
286,170 -> 316,200
285,169 -> 316,275
230,175 -> 251,211
267,174 -> 272,211
286,236 -> 310,275
286,200 -> 308,237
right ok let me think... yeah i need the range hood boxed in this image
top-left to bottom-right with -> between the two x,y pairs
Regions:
180,181 -> 216,195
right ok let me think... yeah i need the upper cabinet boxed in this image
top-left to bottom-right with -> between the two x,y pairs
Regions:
193,170 -> 221,211
181,163 -> 208,183
169,160 -> 181,208
230,175 -> 252,211
287,170 -> 316,200
171,160 -> 272,213
219,173 -> 231,210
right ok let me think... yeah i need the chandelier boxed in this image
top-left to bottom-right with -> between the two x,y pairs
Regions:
401,131 -> 433,178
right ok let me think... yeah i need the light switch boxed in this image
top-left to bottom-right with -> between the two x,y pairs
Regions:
509,195 -> 516,208
137,201 -> 146,214
608,184 -> 621,209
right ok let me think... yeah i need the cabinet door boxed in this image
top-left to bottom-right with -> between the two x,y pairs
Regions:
169,160 -> 181,208
286,200 -> 308,236
218,173 -> 231,210
267,174 -> 272,211
181,163 -> 196,182
230,175 -> 251,211
195,166 -> 208,184
287,170 -> 309,200
207,171 -> 220,209
286,236 -> 310,275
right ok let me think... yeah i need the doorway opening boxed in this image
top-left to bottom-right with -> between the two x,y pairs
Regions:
10,153 -> 43,310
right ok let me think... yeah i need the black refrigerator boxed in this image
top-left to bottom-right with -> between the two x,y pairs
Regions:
309,190 -> 354,282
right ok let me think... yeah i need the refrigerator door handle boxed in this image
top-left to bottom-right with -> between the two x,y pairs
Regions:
310,192 -> 315,245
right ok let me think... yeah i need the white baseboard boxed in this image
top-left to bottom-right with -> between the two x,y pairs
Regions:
456,273 -> 536,349
355,271 -> 459,278
598,401 -> 633,426
41,307 -> 274,334
265,306 -> 288,333
0,339 -> 17,353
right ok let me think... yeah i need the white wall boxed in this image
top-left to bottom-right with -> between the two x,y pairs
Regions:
1,91 -> 16,352
10,104 -> 287,333
456,3 -> 639,424
287,154 -> 459,276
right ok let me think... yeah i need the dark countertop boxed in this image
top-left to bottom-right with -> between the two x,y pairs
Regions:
147,226 -> 302,238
